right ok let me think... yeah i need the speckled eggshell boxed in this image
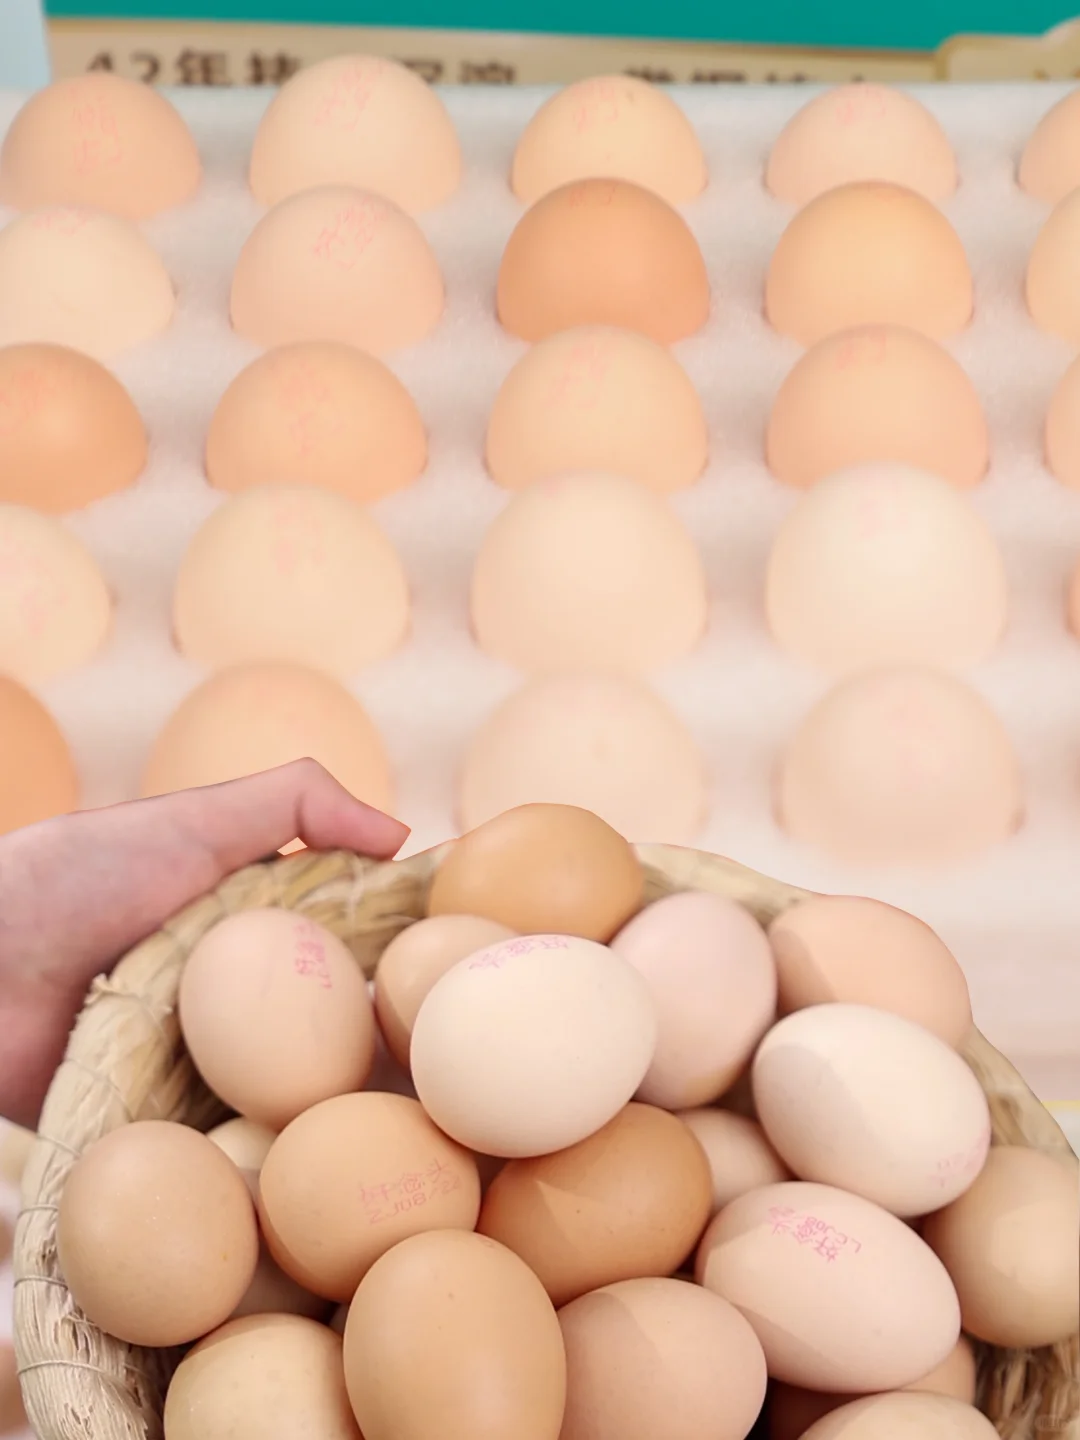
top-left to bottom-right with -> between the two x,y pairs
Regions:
471,472 -> 708,673
0,342 -> 147,512
249,55 -> 461,212
511,76 -> 706,205
0,675 -> 79,835
140,661 -> 394,816
230,185 -> 443,353
765,181 -> 972,346
497,178 -> 710,344
0,207 -> 174,359
766,325 -> 988,490
0,73 -> 200,219
1026,188 -> 1080,343
0,503 -> 111,683
205,341 -> 426,502
173,484 -> 409,676
485,324 -> 708,494
764,463 -> 1008,671
459,671 -> 707,844
777,667 -> 1022,866
766,85 -> 956,206
1019,88 -> 1080,204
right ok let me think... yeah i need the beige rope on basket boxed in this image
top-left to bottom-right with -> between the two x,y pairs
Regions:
11,844 -> 1080,1440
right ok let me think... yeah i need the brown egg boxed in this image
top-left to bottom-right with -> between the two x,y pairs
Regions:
511,76 -> 706,205
426,802 -> 644,941
343,1229 -> 566,1440
0,208 -> 175,360
920,1145 -> 1080,1348
206,342 -> 426,502
486,324 -> 708,494
1045,353 -> 1080,491
57,1120 -> 259,1347
765,325 -> 988,490
164,1314 -> 360,1440
249,55 -> 461,213
558,1277 -> 766,1440
800,1393 -> 998,1440
767,895 -> 973,1047
677,1109 -> 792,1215
0,74 -> 200,219
478,1103 -> 713,1306
1019,89 -> 1080,204
374,915 -> 517,1067
258,1091 -> 481,1302
140,662 -> 394,818
497,178 -> 710,344
0,1343 -> 26,1438
1027,189 -> 1080,343
0,675 -> 78,836
765,182 -> 972,346
0,343 -> 147,513
206,1118 -> 278,1173
230,186 -> 444,354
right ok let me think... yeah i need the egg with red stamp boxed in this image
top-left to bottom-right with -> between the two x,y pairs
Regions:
179,907 -> 377,1131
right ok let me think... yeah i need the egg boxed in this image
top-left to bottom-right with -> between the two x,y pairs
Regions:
751,1003 -> 991,1216
1026,188 -> 1080,342
249,54 -> 460,213
205,341 -> 426,501
374,915 -> 517,1067
459,672 -> 707,844
180,908 -> 376,1129
1019,88 -> 1080,203
485,324 -> 708,494
0,675 -> 78,836
0,74 -> 200,219
0,503 -> 111,683
696,1180 -> 960,1391
410,932 -> 657,1157
471,471 -> 708,673
479,1103 -> 712,1304
558,1277 -> 766,1440
677,1109 -> 792,1215
0,342 -> 147,512
1045,353 -> 1080,490
777,667 -> 1022,866
497,178 -> 710,344
800,1393 -> 999,1440
206,1118 -> 278,1173
765,182 -> 972,346
765,325 -> 988,491
258,1091 -> 481,1301
767,894 -> 973,1047
426,802 -> 644,940
610,891 -> 777,1109
920,1144 -> 1080,1348
764,464 -> 1007,672
140,661 -> 394,817
0,1343 -> 26,1437
511,76 -> 706,205
56,1120 -> 259,1347
766,85 -> 956,206
173,484 -> 409,676
767,1336 -> 979,1440
164,1314 -> 360,1440
342,1230 -> 566,1440
230,185 -> 443,353
0,207 -> 174,359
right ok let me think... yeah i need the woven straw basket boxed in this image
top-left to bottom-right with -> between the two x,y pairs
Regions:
11,842 -> 1080,1440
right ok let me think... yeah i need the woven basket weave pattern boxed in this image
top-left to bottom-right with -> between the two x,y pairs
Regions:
11,845 -> 1080,1440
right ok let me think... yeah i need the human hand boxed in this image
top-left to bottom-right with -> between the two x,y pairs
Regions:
0,759 -> 409,1129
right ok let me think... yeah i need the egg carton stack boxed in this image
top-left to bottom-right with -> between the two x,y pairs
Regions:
1,70 -> 1080,1103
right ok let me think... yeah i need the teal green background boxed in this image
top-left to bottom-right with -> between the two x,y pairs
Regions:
42,0 -> 1072,52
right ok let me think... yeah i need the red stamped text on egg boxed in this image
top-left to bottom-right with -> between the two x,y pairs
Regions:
30,208 -> 95,237
360,1156 -> 463,1224
834,88 -> 891,127
312,200 -> 381,270
468,935 -> 571,969
70,101 -> 124,174
932,1124 -> 991,1189
0,367 -> 58,436
312,60 -> 387,129
275,357 -> 343,458
270,495 -> 329,577
547,337 -> 611,410
834,328 -> 890,372
571,79 -> 624,136
568,179 -> 619,209
768,1206 -> 863,1262
292,918 -> 333,988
